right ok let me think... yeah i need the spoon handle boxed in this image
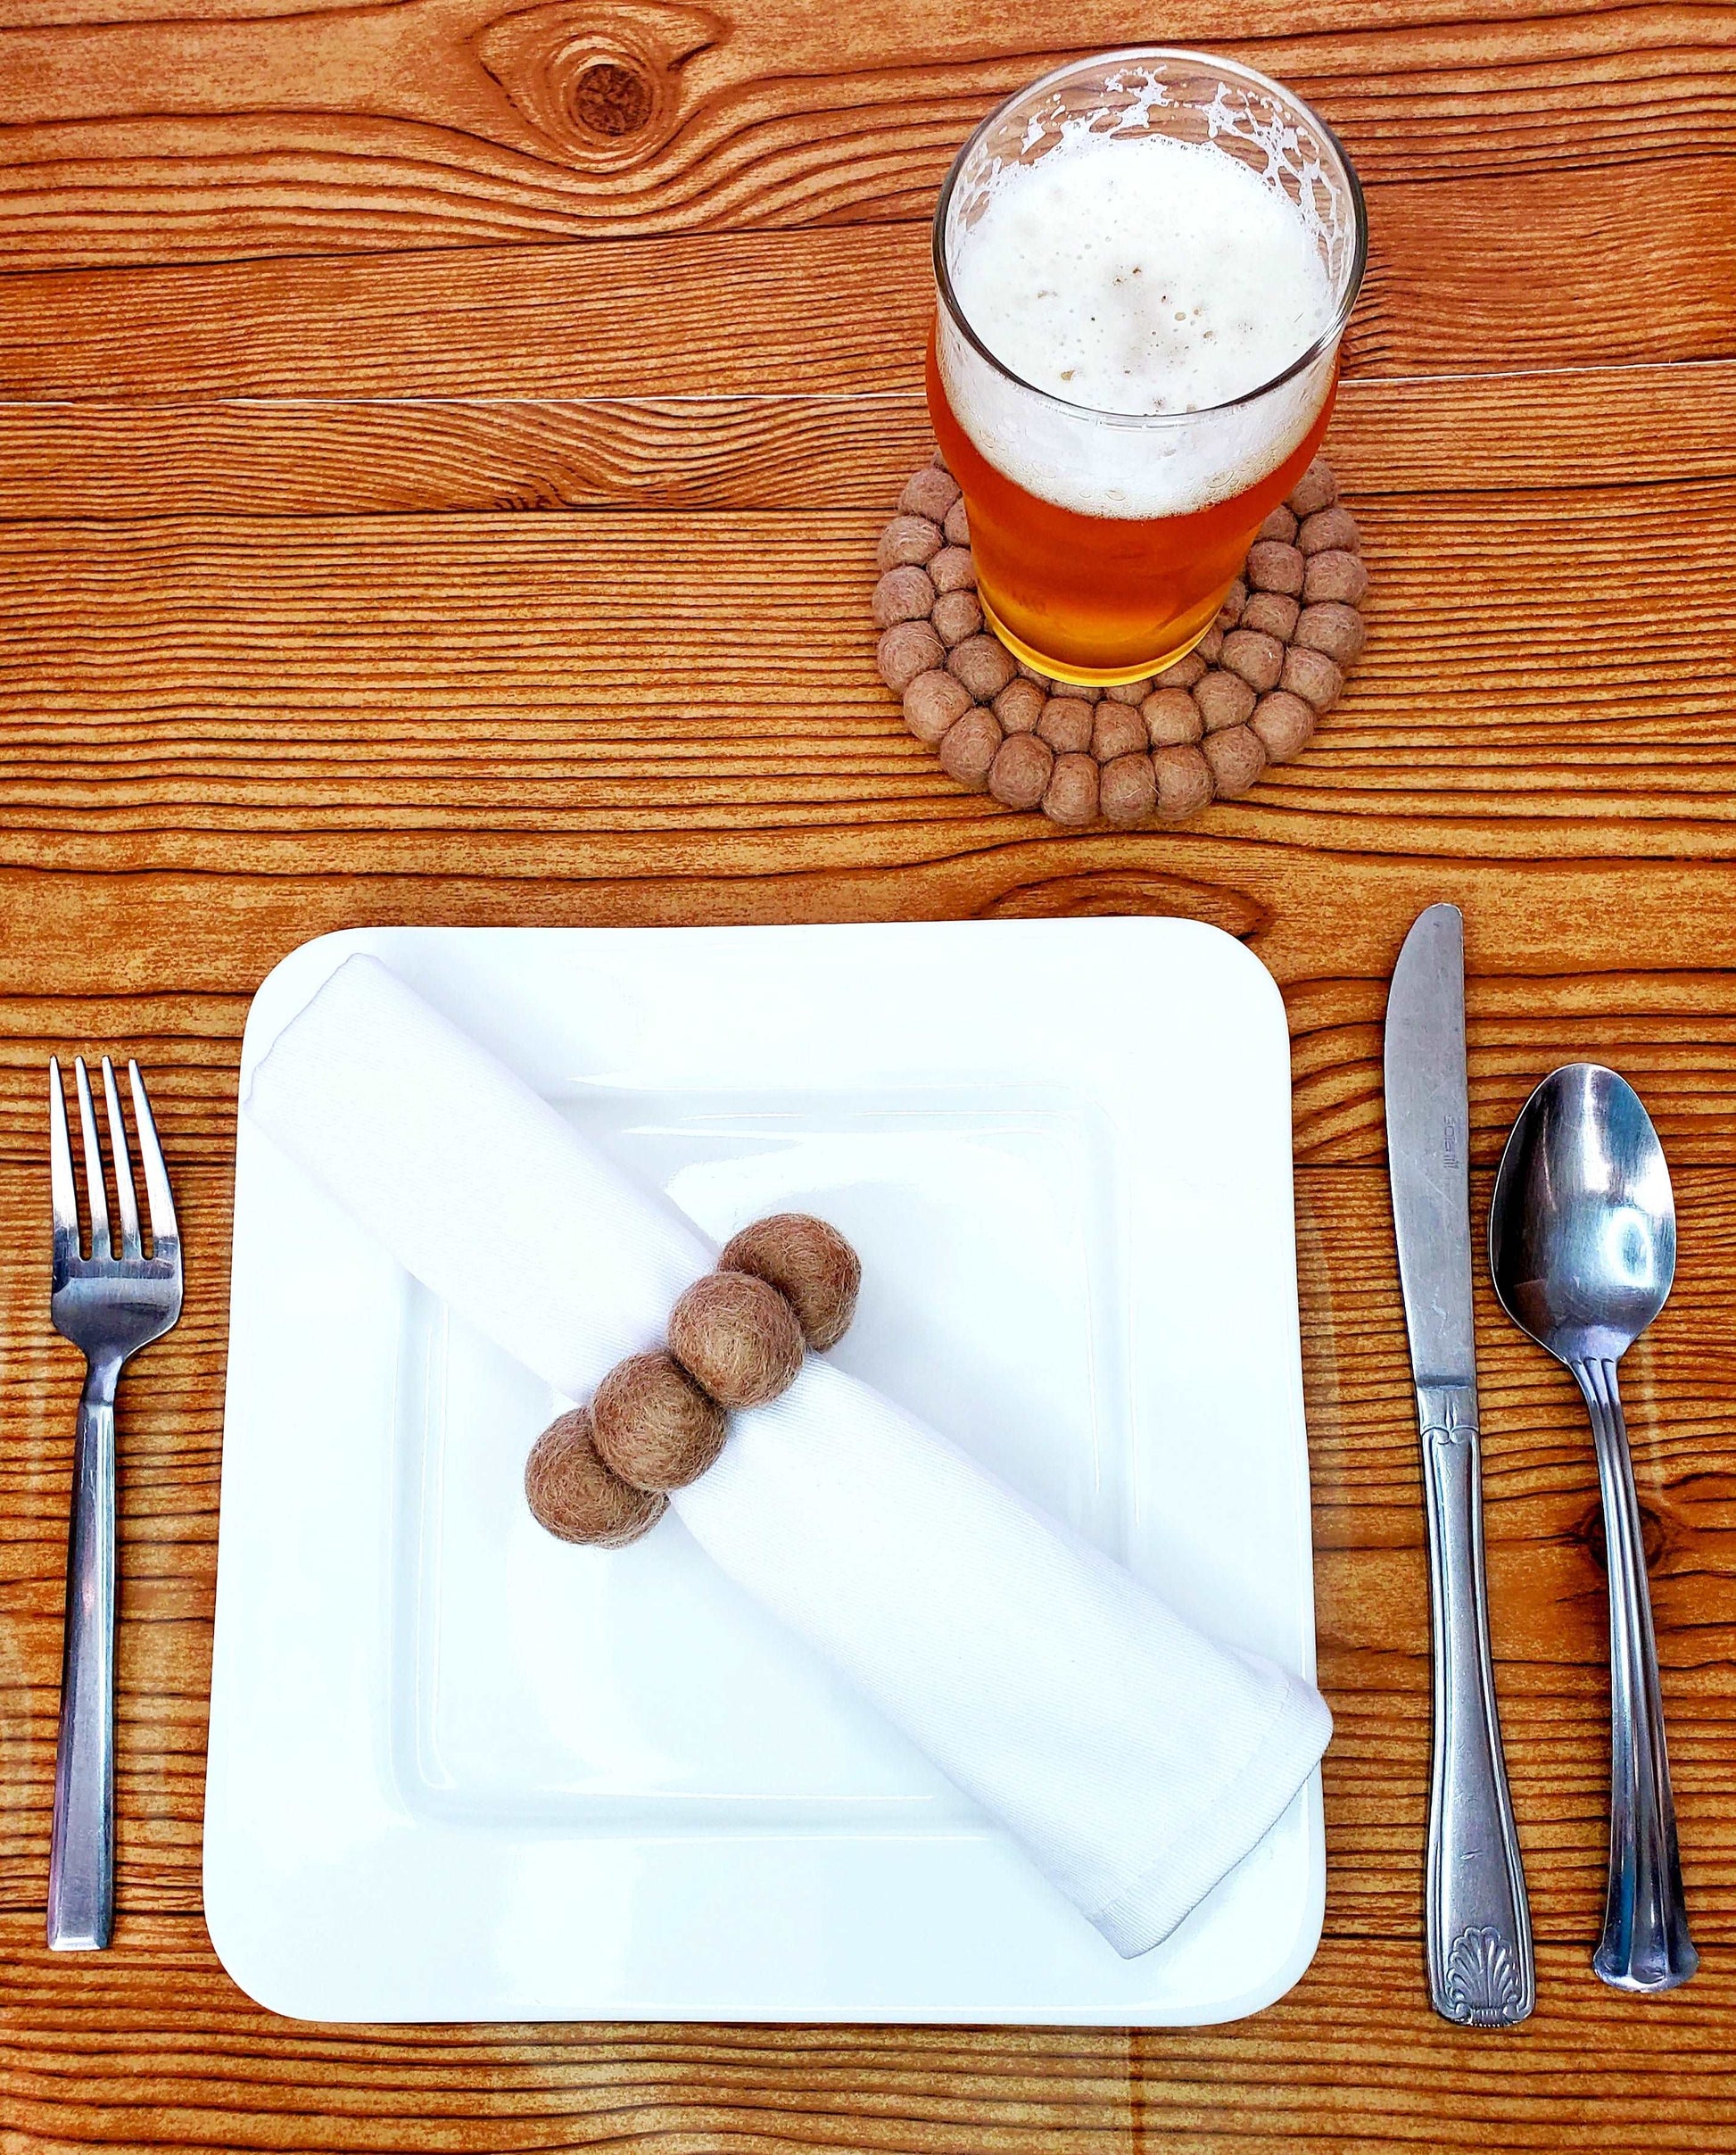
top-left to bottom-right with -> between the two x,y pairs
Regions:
1573,1357 -> 1698,1993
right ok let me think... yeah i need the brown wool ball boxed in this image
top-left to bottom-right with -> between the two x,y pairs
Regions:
1294,601 -> 1366,667
1104,677 -> 1154,704
938,707 -> 1003,789
1220,628 -> 1285,694
988,731 -> 1054,808
1281,644 -> 1344,712
1099,751 -> 1157,825
1044,751 -> 1100,825
931,588 -> 984,647
993,676 -> 1046,733
719,1214 -> 862,1351
1037,695 -> 1095,754
877,515 -> 943,574
668,1271 -> 806,1409
1246,540 -> 1305,597
1242,591 -> 1300,642
1302,550 -> 1368,607
1016,660 -> 1053,690
930,545 -> 977,594
1142,686 -> 1204,747
1196,625 -> 1224,664
1202,724 -> 1268,800
948,633 -> 1018,700
877,619 -> 945,694
1251,691 -> 1318,760
1070,682 -> 1103,702
1257,502 -> 1299,545
1153,743 -> 1214,819
902,466 -> 962,523
1288,458 -> 1337,518
1298,505 -> 1360,557
903,667 -> 975,745
1193,669 -> 1257,734
592,1351 -> 727,1492
943,494 -> 971,547
872,564 -> 937,629
1216,578 -> 1248,630
525,1407 -> 665,1547
1091,701 -> 1148,762
1155,651 -> 1207,690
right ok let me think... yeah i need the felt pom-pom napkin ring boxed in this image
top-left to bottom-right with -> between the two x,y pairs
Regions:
524,1213 -> 861,1547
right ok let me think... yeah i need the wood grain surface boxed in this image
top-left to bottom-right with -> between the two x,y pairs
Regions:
1,0 -> 1734,2143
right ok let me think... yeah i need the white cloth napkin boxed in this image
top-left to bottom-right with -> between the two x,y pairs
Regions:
245,952 -> 1330,1958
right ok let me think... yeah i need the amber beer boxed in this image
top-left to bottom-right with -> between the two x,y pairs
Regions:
930,330 -> 1337,682
929,51 -> 1366,686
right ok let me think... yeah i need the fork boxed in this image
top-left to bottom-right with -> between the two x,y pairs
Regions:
46,1057 -> 182,1951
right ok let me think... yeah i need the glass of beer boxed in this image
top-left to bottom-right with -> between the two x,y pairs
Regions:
929,49 -> 1367,685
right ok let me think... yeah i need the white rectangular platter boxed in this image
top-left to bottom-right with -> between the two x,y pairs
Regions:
205,918 -> 1323,2025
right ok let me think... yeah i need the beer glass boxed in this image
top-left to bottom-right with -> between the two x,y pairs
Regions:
929,50 -> 1366,685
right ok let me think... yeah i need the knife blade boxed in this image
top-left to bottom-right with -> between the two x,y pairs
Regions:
1385,903 -> 1476,1387
1385,903 -> 1534,2028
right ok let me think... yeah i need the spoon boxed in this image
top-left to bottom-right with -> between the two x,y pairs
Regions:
1489,1063 -> 1696,1993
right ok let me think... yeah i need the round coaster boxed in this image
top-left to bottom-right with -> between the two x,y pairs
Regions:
873,452 -> 1368,827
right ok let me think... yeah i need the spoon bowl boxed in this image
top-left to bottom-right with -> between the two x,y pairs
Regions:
1489,1061 -> 1695,1994
1490,1063 -> 1674,1368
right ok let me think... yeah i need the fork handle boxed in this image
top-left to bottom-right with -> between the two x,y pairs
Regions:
48,1360 -> 120,1951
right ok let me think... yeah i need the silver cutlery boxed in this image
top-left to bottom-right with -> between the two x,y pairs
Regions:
1385,904 -> 1533,2027
46,1057 -> 183,1951
1490,1064 -> 1696,1993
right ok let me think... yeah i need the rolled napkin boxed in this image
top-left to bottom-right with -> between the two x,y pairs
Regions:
245,952 -> 1330,1958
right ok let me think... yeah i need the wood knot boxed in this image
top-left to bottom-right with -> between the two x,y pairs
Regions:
976,869 -> 1269,940
1578,1494 -> 1670,1576
571,58 -> 655,138
475,2 -> 719,169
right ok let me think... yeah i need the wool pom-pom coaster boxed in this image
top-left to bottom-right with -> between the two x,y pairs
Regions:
873,452 -> 1368,827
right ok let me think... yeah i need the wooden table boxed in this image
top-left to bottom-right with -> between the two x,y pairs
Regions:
1,2 -> 1732,2144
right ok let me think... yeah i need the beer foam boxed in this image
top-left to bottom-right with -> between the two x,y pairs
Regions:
941,123 -> 1341,519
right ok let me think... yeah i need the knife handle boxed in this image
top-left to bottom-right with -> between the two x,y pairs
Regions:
1416,1381 -> 1534,2027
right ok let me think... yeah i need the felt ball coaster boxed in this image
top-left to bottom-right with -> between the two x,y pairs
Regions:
873,452 -> 1367,827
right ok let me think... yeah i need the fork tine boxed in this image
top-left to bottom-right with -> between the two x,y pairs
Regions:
72,1057 -> 111,1264
49,1058 -> 79,1273
128,1061 -> 178,1254
101,1057 -> 143,1261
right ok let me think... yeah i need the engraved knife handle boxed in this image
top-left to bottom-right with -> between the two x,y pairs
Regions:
1417,1382 -> 1534,2027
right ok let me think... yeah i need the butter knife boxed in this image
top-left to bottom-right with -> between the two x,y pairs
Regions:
1385,903 -> 1534,2028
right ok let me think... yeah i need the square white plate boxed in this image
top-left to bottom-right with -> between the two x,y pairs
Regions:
205,919 -> 1323,2025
